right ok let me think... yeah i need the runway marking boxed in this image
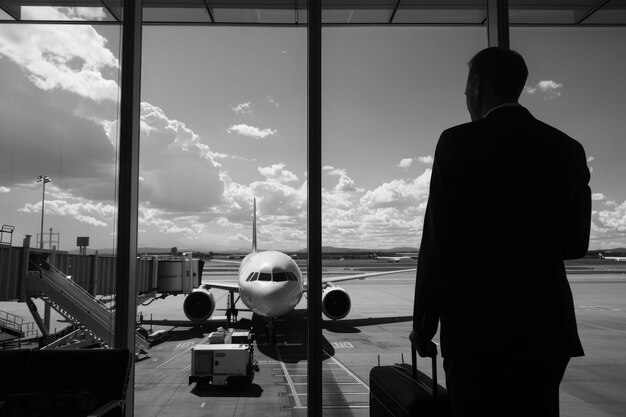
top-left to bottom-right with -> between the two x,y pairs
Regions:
578,320 -> 626,334
179,365 -> 191,374
200,402 -> 205,408
332,342 -> 355,349
275,345 -> 301,408
322,349 -> 370,392
155,334 -> 210,370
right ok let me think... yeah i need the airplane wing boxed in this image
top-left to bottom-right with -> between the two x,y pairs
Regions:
201,281 -> 240,292
301,268 -> 416,290
208,259 -> 242,265
321,268 -> 415,284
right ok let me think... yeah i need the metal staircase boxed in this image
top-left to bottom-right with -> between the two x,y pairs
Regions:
27,261 -> 149,354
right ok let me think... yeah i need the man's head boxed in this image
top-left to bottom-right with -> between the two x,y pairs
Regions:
465,47 -> 528,121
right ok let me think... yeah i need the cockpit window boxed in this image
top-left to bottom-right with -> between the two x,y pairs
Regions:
245,272 -> 255,282
250,272 -> 259,281
288,272 -> 298,281
273,272 -> 287,282
258,273 -> 271,281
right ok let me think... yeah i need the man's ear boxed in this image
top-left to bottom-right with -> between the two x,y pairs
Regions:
467,74 -> 480,98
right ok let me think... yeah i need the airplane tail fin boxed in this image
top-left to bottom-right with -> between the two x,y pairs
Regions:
252,198 -> 257,253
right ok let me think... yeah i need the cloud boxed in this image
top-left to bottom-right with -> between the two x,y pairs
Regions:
258,163 -> 299,183
398,158 -> 413,168
524,80 -> 563,99
418,155 -> 434,165
227,124 -> 277,139
323,166 -> 347,176
587,156 -> 595,163
138,102 -> 224,213
360,169 -> 432,210
591,200 -> 626,237
0,186 -> 9,193
21,6 -> 109,21
0,21 -> 119,102
231,101 -> 252,115
19,197 -> 114,227
334,175 -> 362,193
266,94 -> 280,107
592,193 -> 606,201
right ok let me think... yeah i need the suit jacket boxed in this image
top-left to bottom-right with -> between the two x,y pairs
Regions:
413,106 -> 590,359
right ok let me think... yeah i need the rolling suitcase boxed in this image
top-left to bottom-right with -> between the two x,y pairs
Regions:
370,347 -> 451,417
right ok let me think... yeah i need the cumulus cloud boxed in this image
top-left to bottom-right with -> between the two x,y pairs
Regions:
258,163 -> 299,183
398,158 -> 413,168
524,80 -> 563,99
587,156 -> 595,163
334,175 -> 363,193
138,102 -> 224,213
323,166 -> 347,176
418,155 -> 434,165
0,19 -> 119,102
592,201 -> 626,233
592,193 -> 606,201
227,124 -> 277,139
0,186 -> 9,193
360,169 -> 431,210
231,101 -> 252,114
19,197 -> 114,227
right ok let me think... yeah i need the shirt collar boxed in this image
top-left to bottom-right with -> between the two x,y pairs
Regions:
483,102 -> 523,119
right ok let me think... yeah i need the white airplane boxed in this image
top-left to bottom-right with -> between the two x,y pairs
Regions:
599,253 -> 626,262
372,253 -> 414,263
182,200 -> 416,330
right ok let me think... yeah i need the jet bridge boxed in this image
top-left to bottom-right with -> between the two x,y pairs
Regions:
26,259 -> 149,354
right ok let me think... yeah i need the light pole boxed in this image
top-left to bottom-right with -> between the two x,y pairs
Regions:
36,175 -> 52,249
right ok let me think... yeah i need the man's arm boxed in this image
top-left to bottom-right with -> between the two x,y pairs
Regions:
412,136 -> 449,357
562,141 -> 591,260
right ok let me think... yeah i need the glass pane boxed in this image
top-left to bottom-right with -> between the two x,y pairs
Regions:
135,26 -> 307,416
394,0 -> 487,24
509,0 -> 608,25
321,26 -> 486,414
20,5 -> 117,21
143,0 -> 211,23
511,27 -> 626,417
321,0 -> 396,24
0,21 -> 122,354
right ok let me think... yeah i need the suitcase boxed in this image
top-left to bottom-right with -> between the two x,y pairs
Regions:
370,348 -> 451,417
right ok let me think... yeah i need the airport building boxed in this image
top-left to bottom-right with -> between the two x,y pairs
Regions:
1,1 -> 626,416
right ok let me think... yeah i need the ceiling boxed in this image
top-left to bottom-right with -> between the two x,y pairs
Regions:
0,0 -> 624,25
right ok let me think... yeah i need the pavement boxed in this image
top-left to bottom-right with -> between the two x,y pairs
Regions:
2,257 -> 626,416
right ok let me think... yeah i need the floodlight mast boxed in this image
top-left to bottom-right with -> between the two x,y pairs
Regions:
36,175 -> 52,249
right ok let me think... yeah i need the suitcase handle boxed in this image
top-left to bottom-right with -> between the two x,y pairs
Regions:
411,347 -> 438,399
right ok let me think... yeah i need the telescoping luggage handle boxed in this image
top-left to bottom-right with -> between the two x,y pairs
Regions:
411,347 -> 439,400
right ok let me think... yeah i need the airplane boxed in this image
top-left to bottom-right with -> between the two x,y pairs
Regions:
181,199 -> 416,339
372,253 -> 414,263
599,253 -> 626,262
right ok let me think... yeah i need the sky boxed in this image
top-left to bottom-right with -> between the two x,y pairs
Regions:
1,13 -> 625,251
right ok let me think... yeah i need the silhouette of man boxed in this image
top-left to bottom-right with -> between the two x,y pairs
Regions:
410,47 -> 590,417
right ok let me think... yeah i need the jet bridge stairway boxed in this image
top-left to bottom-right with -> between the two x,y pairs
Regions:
27,260 -> 149,354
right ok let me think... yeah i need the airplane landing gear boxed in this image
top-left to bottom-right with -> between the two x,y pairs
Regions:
264,317 -> 276,344
226,291 -> 239,328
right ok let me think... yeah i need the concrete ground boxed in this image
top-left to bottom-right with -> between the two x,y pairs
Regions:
132,258 -> 626,417
2,258 -> 625,416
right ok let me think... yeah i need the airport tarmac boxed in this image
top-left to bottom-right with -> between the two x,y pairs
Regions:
132,258 -> 626,417
2,258 -> 626,416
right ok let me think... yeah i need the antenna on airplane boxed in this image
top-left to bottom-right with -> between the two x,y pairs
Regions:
252,198 -> 257,253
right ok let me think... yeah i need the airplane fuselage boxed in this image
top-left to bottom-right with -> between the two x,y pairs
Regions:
238,250 -> 304,318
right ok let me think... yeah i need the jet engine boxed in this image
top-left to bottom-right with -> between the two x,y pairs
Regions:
322,285 -> 351,320
183,284 -> 216,322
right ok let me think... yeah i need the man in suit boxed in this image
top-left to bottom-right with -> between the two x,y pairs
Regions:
410,47 -> 590,417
